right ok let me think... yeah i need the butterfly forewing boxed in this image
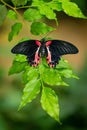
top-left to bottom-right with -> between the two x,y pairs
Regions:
11,40 -> 41,66
45,40 -> 79,67
49,40 -> 79,55
11,40 -> 40,55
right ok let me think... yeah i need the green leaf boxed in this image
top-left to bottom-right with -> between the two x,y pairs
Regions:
8,22 -> 22,41
48,1 -> 63,11
12,0 -> 27,6
62,2 -> 87,19
43,0 -> 52,2
0,5 -> 8,26
32,0 -> 44,6
14,54 -> 27,62
58,69 -> 79,79
8,61 -> 27,75
41,86 -> 60,122
30,22 -> 55,35
9,54 -> 28,75
7,10 -> 17,20
58,0 -> 70,2
18,79 -> 41,110
38,5 -> 56,20
56,58 -> 79,79
24,8 -> 42,22
22,66 -> 39,84
32,0 -> 57,20
42,68 -> 68,86
56,58 -> 70,69
40,58 -> 78,86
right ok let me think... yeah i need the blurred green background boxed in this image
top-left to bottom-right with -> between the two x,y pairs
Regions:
0,0 -> 87,130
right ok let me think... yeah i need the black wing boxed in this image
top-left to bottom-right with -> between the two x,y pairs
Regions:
11,40 -> 41,66
46,40 -> 79,67
11,40 -> 39,56
49,40 -> 79,55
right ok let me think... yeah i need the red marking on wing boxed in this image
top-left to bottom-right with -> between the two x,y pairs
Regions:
46,47 -> 56,67
32,47 -> 40,67
46,47 -> 52,67
35,40 -> 41,46
46,40 -> 52,46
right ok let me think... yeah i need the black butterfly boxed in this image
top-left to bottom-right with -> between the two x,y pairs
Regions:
11,38 -> 79,67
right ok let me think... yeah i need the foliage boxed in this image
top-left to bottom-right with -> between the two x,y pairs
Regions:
0,0 -> 86,122
8,55 -> 78,122
8,22 -> 22,41
1,55 -> 87,130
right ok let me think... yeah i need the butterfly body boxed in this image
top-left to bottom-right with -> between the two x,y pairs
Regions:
37,40 -> 46,57
11,38 -> 79,67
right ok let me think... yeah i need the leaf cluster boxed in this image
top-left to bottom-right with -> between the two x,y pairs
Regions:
0,0 -> 87,40
8,55 -> 78,122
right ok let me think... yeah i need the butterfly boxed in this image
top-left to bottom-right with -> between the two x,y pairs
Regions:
11,38 -> 79,67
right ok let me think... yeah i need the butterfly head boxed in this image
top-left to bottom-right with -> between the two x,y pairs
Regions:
40,38 -> 46,46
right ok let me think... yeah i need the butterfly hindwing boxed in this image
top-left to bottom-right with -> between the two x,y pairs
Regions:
11,40 -> 41,66
46,40 -> 79,67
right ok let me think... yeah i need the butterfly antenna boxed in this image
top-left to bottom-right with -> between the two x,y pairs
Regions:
39,35 -> 43,40
44,31 -> 54,39
39,31 -> 54,41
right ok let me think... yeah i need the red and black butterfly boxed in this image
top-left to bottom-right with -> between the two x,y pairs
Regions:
11,38 -> 79,67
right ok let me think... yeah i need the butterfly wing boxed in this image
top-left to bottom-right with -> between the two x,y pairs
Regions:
45,40 -> 79,67
11,40 -> 41,66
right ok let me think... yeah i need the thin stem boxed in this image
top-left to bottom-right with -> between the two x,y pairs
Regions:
16,5 -> 33,10
1,0 -> 34,10
1,0 -> 14,10
1,0 -> 30,35
1,0 -> 20,17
